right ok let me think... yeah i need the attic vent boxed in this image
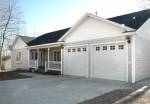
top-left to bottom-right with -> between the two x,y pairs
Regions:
132,16 -> 136,19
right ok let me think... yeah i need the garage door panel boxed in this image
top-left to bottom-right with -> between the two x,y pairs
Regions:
64,46 -> 88,77
92,43 -> 127,81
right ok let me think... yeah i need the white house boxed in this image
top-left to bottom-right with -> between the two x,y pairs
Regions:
2,56 -> 11,70
11,36 -> 34,70
26,9 -> 150,83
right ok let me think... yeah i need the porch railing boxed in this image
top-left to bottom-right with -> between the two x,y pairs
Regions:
45,61 -> 61,72
29,60 -> 38,70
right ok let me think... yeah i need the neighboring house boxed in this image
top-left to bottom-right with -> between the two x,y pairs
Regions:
11,36 -> 34,70
2,56 -> 11,70
27,9 -> 150,83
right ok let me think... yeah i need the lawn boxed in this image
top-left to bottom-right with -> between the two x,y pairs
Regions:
0,70 -> 32,81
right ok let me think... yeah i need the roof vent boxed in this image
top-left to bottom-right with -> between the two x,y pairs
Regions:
121,24 -> 125,27
132,16 -> 136,19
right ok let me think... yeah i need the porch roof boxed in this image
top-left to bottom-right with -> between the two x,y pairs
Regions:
27,28 -> 70,46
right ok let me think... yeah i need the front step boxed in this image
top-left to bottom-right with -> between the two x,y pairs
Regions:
35,68 -> 61,75
35,68 -> 45,74
46,70 -> 61,75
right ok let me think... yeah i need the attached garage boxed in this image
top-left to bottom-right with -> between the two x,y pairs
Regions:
91,42 -> 128,81
61,13 -> 134,82
64,45 -> 89,77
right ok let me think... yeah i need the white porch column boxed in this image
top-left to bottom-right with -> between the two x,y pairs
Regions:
37,48 -> 39,69
61,47 -> 63,75
48,48 -> 50,70
28,49 -> 30,71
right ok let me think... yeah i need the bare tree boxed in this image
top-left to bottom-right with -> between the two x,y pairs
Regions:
0,0 -> 23,70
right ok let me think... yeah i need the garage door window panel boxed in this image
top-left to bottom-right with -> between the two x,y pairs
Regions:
96,47 -> 100,51
68,49 -> 71,52
83,48 -> 87,52
77,48 -> 81,52
110,45 -> 115,50
118,45 -> 124,50
72,48 -> 76,52
103,46 -> 107,50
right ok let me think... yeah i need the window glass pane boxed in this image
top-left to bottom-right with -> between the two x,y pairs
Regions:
77,48 -> 81,52
72,48 -> 76,52
96,47 -> 100,51
68,49 -> 71,52
103,46 -> 107,50
118,45 -> 124,50
110,45 -> 115,50
83,48 -> 86,51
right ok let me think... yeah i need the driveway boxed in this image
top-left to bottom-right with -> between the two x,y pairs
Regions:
0,72 -> 147,104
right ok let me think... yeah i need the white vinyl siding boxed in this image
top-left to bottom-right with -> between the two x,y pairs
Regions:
134,36 -> 150,82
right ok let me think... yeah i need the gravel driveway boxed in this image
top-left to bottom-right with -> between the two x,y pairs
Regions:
0,71 -> 149,104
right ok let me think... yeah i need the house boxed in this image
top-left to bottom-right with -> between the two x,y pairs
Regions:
2,56 -> 11,70
27,9 -> 150,83
11,36 -> 35,70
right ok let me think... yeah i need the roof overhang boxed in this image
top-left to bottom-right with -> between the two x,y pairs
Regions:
27,41 -> 64,49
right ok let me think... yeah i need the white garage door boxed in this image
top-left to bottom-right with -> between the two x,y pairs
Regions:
92,43 -> 127,81
64,45 -> 88,77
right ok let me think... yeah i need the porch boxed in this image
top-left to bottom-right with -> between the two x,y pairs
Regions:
28,46 -> 62,73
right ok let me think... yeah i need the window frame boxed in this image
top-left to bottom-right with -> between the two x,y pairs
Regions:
53,50 -> 61,61
16,51 -> 22,63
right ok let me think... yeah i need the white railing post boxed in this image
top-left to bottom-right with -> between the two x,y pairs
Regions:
35,60 -> 37,71
61,48 -> 63,74
37,48 -> 39,69
45,61 -> 47,72
48,48 -> 50,70
28,49 -> 30,71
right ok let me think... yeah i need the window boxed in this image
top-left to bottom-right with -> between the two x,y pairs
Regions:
96,47 -> 100,51
118,45 -> 124,50
110,45 -> 115,50
68,49 -> 71,52
16,52 -> 22,62
83,48 -> 86,52
77,48 -> 81,52
54,51 -> 61,61
72,48 -> 76,52
103,46 -> 107,50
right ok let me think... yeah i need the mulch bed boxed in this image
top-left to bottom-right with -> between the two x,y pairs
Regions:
78,89 -> 135,104
0,70 -> 32,81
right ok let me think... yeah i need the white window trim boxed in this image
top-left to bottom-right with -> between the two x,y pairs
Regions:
53,50 -> 61,61
16,51 -> 22,64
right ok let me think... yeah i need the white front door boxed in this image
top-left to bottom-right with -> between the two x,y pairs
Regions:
92,43 -> 128,81
64,45 -> 88,77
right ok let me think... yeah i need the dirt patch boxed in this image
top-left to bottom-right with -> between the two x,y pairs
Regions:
79,86 -> 150,104
78,89 -> 134,104
0,70 -> 32,81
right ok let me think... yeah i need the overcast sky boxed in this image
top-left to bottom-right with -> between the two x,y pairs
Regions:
19,0 -> 145,37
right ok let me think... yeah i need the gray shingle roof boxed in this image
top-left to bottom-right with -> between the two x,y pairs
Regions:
27,28 -> 70,46
19,36 -> 35,44
108,9 -> 150,29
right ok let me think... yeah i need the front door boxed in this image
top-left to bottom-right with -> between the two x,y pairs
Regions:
39,50 -> 45,67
